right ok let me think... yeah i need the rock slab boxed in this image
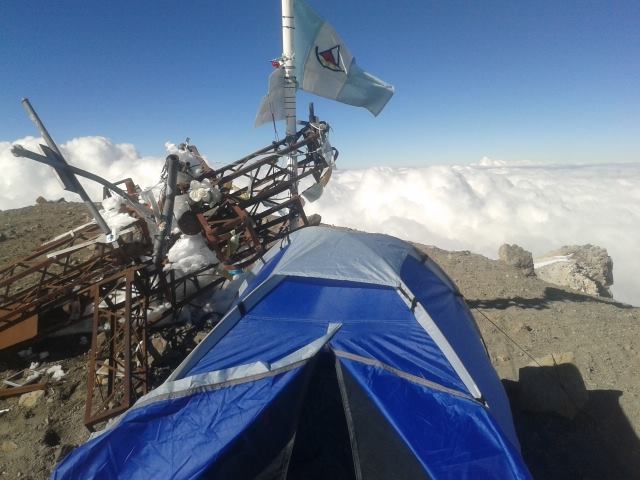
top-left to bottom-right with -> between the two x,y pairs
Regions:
534,245 -> 613,297
18,389 -> 45,409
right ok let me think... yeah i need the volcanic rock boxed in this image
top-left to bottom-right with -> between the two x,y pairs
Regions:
498,244 -> 534,276
534,245 -> 613,297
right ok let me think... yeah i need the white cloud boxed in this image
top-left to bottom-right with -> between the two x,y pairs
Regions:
306,162 -> 640,306
0,136 -> 163,208
1,137 -> 638,305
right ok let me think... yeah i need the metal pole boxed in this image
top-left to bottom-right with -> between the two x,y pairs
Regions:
153,155 -> 179,275
21,98 -> 64,160
20,98 -> 111,236
12,144 -> 154,223
281,0 -> 297,139
282,0 -> 299,198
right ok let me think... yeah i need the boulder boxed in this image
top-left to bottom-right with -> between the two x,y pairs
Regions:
534,245 -> 613,297
18,389 -> 45,409
307,213 -> 322,227
518,352 -> 588,419
498,244 -> 534,276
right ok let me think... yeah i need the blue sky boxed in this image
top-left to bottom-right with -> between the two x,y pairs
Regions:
1,0 -> 638,168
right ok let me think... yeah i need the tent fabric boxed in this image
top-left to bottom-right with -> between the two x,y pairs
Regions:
400,254 -> 519,444
252,226 -> 416,287
56,368 -> 308,480
338,358 -> 526,479
54,226 -> 531,479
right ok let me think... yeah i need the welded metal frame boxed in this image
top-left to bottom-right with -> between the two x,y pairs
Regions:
0,223 -> 121,341
196,124 -> 330,267
84,267 -> 149,430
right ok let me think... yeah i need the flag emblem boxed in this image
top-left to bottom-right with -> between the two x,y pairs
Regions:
315,45 -> 344,72
256,0 -> 394,125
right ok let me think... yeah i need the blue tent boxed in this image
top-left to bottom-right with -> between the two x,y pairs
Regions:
54,227 -> 531,479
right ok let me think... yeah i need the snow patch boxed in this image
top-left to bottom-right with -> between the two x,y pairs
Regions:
534,255 -> 573,269
165,235 -> 218,275
100,195 -> 136,232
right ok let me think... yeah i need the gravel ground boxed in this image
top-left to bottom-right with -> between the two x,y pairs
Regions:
1,205 -> 639,479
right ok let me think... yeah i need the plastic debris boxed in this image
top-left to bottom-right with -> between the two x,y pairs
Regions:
46,365 -> 66,382
188,179 -> 221,206
23,370 -> 42,384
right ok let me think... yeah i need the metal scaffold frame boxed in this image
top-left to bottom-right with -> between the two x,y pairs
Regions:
2,99 -> 336,428
196,124 -> 332,268
0,223 -> 125,348
84,267 -> 149,430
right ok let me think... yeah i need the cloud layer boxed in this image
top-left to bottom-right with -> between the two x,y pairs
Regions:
306,162 -> 640,306
1,136 -> 638,305
0,136 -> 163,208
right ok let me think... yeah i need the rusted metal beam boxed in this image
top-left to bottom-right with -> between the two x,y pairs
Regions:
0,382 -> 47,399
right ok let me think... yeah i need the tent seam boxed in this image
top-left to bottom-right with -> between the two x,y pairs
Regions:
333,349 -> 479,403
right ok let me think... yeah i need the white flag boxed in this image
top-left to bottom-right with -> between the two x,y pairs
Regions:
255,68 -> 286,127
294,0 -> 393,116
256,0 -> 394,127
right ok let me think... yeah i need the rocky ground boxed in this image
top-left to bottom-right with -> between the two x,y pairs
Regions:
1,203 -> 639,479
0,201 -> 90,267
421,244 -> 640,479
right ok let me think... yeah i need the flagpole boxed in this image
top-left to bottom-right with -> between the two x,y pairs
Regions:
281,0 -> 296,139
281,0 -> 298,196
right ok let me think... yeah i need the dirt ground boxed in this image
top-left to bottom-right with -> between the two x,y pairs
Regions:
1,204 -> 639,479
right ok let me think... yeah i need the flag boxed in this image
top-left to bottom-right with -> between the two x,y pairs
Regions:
254,68 -> 286,127
255,0 -> 394,127
294,0 -> 394,116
